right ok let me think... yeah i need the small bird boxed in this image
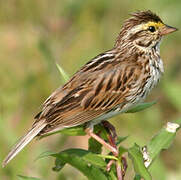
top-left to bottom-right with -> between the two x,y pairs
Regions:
2,10 -> 177,167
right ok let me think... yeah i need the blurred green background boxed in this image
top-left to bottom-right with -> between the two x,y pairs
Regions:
0,0 -> 181,179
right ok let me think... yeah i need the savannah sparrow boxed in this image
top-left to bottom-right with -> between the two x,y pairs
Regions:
2,10 -> 177,167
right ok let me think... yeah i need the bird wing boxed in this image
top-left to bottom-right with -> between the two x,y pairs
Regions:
35,51 -> 143,135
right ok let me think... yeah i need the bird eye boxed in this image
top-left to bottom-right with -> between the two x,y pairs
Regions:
148,26 -> 156,32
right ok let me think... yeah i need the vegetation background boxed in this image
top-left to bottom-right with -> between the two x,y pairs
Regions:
0,0 -> 181,179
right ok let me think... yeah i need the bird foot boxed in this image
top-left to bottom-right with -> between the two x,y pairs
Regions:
85,127 -> 118,155
85,121 -> 127,180
102,121 -> 127,180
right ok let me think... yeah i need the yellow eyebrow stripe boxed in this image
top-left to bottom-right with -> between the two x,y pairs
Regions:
143,21 -> 164,30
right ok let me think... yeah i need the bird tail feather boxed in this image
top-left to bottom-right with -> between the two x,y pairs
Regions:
2,119 -> 47,167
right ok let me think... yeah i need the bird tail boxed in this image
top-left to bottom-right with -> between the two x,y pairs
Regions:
2,119 -> 47,167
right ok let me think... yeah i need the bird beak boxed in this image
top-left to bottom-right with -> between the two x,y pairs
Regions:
160,24 -> 178,36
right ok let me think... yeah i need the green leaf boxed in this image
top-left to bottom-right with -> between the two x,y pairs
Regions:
52,158 -> 66,172
18,175 -> 41,180
126,101 -> 156,113
146,119 -> 181,167
52,148 -> 110,180
39,125 -> 86,139
60,125 -> 86,136
35,151 -> 55,161
94,125 -> 108,140
88,137 -> 102,154
36,151 -> 66,172
149,158 -> 167,180
56,63 -> 70,82
82,152 -> 107,169
116,136 -> 129,146
128,144 -> 152,180
108,166 -> 118,180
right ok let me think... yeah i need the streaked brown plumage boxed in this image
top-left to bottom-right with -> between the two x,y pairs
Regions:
2,10 -> 177,167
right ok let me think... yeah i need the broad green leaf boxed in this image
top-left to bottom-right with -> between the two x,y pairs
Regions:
51,149 -> 110,180
82,152 -> 107,169
128,144 -> 152,180
126,101 -> 156,113
56,63 -> 70,82
146,119 -> 181,167
88,137 -> 102,154
18,175 -> 41,180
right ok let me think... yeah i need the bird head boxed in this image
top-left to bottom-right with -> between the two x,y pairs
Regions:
116,10 -> 178,50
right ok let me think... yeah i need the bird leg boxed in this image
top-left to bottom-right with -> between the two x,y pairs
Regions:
102,121 -> 127,180
85,121 -> 127,180
85,127 -> 118,155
